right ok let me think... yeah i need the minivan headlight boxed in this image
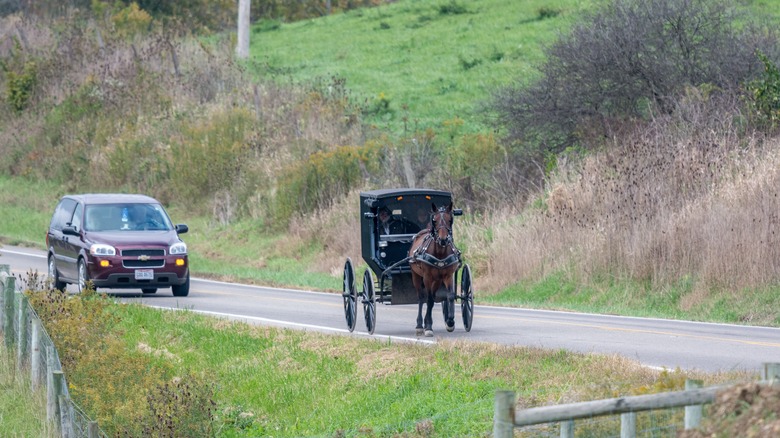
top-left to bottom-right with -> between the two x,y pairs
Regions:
170,242 -> 187,255
90,244 -> 116,256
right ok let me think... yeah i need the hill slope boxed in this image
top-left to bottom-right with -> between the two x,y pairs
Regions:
250,0 -> 590,133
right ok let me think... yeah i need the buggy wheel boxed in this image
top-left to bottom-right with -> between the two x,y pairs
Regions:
342,258 -> 358,332
460,264 -> 474,332
362,269 -> 376,335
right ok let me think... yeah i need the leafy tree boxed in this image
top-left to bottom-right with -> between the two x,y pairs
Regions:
491,0 -> 780,155
746,50 -> 780,132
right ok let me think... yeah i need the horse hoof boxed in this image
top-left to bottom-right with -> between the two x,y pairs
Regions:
424,330 -> 434,337
446,324 -> 455,333
416,328 -> 424,336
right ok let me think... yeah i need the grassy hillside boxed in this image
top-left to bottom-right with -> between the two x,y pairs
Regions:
250,0 -> 592,133
250,0 -> 780,134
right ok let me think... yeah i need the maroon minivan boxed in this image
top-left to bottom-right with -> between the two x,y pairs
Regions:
46,194 -> 190,296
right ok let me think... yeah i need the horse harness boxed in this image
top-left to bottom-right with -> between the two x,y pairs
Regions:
410,209 -> 462,269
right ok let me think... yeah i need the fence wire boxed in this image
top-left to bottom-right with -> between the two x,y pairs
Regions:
1,271 -> 107,438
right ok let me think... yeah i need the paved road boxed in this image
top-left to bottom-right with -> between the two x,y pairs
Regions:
2,245 -> 779,373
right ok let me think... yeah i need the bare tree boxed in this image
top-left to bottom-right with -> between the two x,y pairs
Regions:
491,0 -> 780,155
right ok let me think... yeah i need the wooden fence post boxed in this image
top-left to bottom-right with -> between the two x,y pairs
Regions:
31,317 -> 41,390
0,265 -> 7,340
59,394 -> 74,438
3,274 -> 15,349
17,295 -> 29,370
620,412 -> 636,438
685,379 -> 703,429
87,421 -> 100,438
52,370 -> 64,432
762,363 -> 780,383
494,390 -> 515,438
46,344 -> 56,421
560,419 -> 574,438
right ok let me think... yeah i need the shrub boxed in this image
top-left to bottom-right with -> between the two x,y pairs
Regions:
274,143 -> 382,226
1,40 -> 37,113
4,60 -> 36,113
537,7 -> 561,20
491,0 -> 780,156
110,2 -> 153,40
25,283 -> 216,436
746,50 -> 780,131
168,108 -> 254,212
438,0 -> 468,15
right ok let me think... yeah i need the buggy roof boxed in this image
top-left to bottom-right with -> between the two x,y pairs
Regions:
360,188 -> 452,203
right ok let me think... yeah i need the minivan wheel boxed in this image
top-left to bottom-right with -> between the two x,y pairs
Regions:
171,273 -> 190,297
142,288 -> 158,294
48,256 -> 67,292
77,258 -> 89,293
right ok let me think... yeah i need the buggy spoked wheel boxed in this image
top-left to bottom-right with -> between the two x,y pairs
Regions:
342,258 -> 358,332
362,269 -> 376,335
460,264 -> 474,332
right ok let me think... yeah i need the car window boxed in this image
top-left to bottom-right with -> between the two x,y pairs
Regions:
85,203 -> 173,231
50,198 -> 77,230
71,203 -> 83,232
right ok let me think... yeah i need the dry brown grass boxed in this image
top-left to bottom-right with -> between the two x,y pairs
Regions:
287,188 -> 364,275
480,91 -> 780,295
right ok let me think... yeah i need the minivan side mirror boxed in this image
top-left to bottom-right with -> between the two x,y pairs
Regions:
62,225 -> 80,236
175,224 -> 189,234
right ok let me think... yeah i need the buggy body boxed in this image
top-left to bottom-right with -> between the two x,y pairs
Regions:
342,188 -> 474,334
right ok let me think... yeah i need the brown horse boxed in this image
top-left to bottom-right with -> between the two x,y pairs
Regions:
408,202 -> 461,337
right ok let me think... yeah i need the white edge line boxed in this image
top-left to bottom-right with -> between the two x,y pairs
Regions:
146,305 -> 436,345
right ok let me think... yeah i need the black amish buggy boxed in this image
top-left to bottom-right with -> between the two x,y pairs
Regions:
342,188 -> 474,336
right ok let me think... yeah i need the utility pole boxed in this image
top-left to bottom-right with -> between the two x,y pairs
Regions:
236,0 -> 250,59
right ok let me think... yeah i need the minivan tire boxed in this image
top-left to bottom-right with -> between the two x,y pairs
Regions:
48,255 -> 67,292
77,258 -> 89,293
171,273 -> 190,297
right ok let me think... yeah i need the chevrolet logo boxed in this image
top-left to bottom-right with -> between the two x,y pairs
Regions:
138,255 -> 150,261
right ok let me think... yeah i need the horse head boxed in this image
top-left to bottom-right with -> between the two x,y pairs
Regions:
430,202 -> 453,247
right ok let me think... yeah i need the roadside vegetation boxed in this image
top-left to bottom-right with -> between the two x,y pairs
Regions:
0,345 -> 57,437
12,277 -> 756,436
2,0 -> 780,434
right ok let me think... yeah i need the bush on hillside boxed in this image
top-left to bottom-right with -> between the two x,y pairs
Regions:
491,0 -> 780,157
275,143 -> 383,226
746,50 -> 780,133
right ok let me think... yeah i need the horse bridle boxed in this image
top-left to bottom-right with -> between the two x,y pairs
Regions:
431,208 -> 453,247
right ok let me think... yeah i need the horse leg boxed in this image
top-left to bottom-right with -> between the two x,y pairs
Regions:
445,276 -> 455,332
412,272 -> 425,336
424,282 -> 435,337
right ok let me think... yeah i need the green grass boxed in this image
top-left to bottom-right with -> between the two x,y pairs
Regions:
249,0 -> 780,135
249,0 -> 592,134
0,347 -> 56,437
110,303 -> 749,437
481,271 -> 780,326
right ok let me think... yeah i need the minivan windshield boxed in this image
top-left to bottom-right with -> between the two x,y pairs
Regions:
84,203 -> 173,232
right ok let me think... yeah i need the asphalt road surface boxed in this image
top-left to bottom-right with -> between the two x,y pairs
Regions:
2,245 -> 779,373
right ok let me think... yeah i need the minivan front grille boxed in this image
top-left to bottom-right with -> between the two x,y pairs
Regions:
122,249 -> 166,257
123,259 -> 165,269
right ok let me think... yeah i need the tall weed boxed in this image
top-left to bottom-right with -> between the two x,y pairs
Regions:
25,284 -> 216,436
485,90 -> 780,296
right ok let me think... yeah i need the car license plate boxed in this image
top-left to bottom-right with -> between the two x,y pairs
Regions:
135,269 -> 154,280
